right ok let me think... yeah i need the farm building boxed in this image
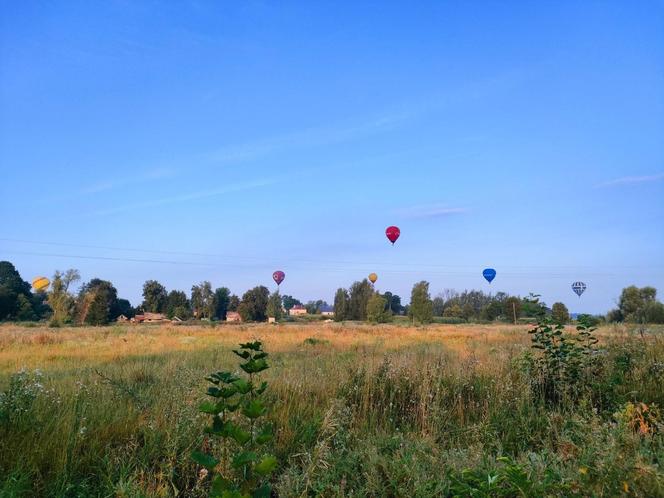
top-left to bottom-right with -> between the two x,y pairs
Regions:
320,305 -> 334,316
289,305 -> 307,316
226,311 -> 242,322
116,314 -> 129,322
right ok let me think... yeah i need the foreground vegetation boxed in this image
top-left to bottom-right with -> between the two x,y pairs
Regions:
1,322 -> 663,497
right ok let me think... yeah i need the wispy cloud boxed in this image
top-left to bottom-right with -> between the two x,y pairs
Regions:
208,112 -> 411,165
395,204 -> 468,219
88,178 -> 276,217
595,172 -> 664,188
80,167 -> 177,194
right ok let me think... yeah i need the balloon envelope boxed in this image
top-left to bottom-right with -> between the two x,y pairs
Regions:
482,268 -> 496,283
385,226 -> 400,244
32,276 -> 49,292
368,273 -> 378,284
272,271 -> 285,286
572,281 -> 586,297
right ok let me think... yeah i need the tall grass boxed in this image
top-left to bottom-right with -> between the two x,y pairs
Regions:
1,322 -> 663,496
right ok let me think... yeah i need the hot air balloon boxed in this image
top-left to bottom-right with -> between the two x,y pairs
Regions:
572,281 -> 586,297
272,270 -> 285,287
368,273 -> 378,284
385,226 -> 400,245
32,276 -> 50,292
482,268 -> 496,283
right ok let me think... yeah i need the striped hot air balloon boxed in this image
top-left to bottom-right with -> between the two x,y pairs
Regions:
32,276 -> 50,292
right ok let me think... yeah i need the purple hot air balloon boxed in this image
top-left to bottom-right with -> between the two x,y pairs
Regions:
273,270 -> 285,286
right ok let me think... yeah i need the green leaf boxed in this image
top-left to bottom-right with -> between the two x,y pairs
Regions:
191,450 -> 219,469
254,455 -> 278,476
241,359 -> 269,374
220,491 -> 246,498
233,350 -> 251,359
219,386 -> 238,398
255,381 -> 268,395
199,401 -> 220,414
207,386 -> 222,398
256,425 -> 273,444
239,341 -> 262,351
231,426 -> 251,445
233,378 -> 251,394
252,484 -> 272,498
253,352 -> 268,360
242,399 -> 267,419
232,451 -> 258,468
210,475 -> 234,497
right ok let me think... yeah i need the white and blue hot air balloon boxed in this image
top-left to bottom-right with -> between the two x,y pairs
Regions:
482,268 -> 496,283
572,281 -> 586,297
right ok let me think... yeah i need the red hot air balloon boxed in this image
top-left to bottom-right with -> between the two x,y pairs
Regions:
272,270 -> 285,286
385,226 -> 400,245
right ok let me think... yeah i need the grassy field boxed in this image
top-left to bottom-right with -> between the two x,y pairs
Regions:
1,321 -> 663,497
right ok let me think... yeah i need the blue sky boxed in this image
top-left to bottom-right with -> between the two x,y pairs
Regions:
1,1 -> 663,314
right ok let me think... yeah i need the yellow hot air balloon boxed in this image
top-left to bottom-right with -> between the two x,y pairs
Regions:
368,273 -> 378,284
32,276 -> 50,292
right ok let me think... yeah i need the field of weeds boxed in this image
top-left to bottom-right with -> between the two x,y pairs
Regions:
1,322 -> 663,497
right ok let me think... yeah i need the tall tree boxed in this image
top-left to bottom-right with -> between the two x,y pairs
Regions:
166,290 -> 190,319
409,281 -> 433,324
366,293 -> 391,323
48,269 -> 80,324
333,288 -> 349,322
228,295 -> 240,312
551,302 -> 570,324
213,287 -> 231,320
238,286 -> 269,322
142,280 -> 168,313
76,279 -> 120,325
348,280 -> 374,321
191,281 -> 215,319
266,291 -> 283,320
0,261 -> 35,320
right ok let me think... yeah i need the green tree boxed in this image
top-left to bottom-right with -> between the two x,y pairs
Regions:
521,293 -> 547,317
348,280 -> 374,321
480,301 -> 503,321
141,280 -> 167,313
166,290 -> 190,319
191,281 -> 215,319
213,287 -> 231,320
47,269 -> 80,324
409,281 -> 433,324
77,279 -> 119,325
443,304 -> 463,318
238,286 -> 269,322
281,295 -> 302,312
0,261 -> 35,321
266,291 -> 283,320
228,294 -> 240,312
504,296 -> 522,324
642,301 -> 664,324
382,292 -> 403,315
333,288 -> 349,321
618,286 -> 659,322
366,293 -> 391,323
432,296 -> 445,316
551,302 -> 570,324
305,300 -> 326,314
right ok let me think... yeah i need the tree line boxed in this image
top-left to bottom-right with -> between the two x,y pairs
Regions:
1,260 -> 664,325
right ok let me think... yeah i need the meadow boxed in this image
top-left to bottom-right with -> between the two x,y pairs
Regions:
1,321 -> 663,497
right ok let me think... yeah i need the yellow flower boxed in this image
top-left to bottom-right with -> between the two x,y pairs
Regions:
623,481 -> 629,492
578,467 -> 588,475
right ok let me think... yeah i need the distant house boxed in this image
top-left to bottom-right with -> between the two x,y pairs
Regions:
290,305 -> 307,316
143,312 -> 169,323
132,314 -> 145,323
320,305 -> 334,317
226,311 -> 242,322
171,316 -> 183,323
116,314 -> 129,322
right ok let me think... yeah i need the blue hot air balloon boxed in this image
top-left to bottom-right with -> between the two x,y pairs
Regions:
482,268 -> 496,283
572,281 -> 586,297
